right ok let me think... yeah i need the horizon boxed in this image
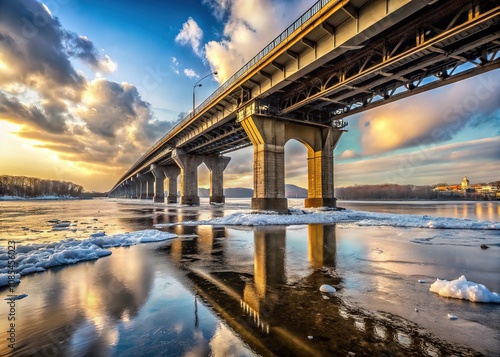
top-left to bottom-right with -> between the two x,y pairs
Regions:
1,0 -> 499,192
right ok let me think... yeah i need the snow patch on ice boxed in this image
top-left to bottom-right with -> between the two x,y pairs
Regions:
0,273 -> 20,286
154,208 -> 500,231
0,230 -> 176,287
429,275 -> 500,303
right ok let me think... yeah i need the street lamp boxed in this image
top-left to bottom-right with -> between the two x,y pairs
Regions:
192,71 -> 218,116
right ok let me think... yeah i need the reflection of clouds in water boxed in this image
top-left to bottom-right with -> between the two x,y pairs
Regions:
69,318 -> 119,356
184,330 -> 210,357
209,323 -> 255,357
173,322 -> 184,334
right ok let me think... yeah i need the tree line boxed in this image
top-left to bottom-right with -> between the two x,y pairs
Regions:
335,184 -> 438,200
0,175 -> 84,198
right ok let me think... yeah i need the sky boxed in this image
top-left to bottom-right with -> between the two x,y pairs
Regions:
0,0 -> 499,192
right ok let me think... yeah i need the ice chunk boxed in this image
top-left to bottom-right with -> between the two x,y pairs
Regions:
320,284 -> 336,293
0,273 -> 20,286
447,314 -> 458,320
0,230 -> 177,287
154,208 -> 500,231
430,275 -> 500,303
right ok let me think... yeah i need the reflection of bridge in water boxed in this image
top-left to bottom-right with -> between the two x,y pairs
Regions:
109,0 -> 500,213
161,223 -> 475,356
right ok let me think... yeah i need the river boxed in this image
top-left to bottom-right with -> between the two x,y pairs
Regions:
1,198 -> 499,356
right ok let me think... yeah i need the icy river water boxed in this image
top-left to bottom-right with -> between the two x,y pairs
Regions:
0,198 -> 499,356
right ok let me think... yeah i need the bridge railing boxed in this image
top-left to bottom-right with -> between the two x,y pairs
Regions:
194,0 -> 333,118
118,0 -> 334,187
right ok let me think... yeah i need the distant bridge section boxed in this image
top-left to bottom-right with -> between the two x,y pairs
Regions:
109,0 -> 500,211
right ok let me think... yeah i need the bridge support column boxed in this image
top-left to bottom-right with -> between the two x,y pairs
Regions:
204,155 -> 231,204
161,166 -> 181,204
135,174 -> 146,199
173,150 -> 203,206
151,164 -> 165,203
240,115 -> 287,212
240,114 -> 344,211
126,180 -> 135,198
304,128 -> 342,208
145,174 -> 155,200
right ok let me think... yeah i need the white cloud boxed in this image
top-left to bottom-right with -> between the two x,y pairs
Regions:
98,55 -> 118,73
203,0 -> 317,83
338,149 -> 360,160
175,17 -> 204,56
183,68 -> 198,78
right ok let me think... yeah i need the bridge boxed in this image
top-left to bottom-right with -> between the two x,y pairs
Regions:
108,0 -> 500,211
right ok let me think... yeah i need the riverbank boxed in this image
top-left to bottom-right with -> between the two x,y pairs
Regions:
0,195 -> 91,201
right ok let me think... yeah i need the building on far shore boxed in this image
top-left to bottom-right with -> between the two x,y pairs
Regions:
433,176 -> 499,199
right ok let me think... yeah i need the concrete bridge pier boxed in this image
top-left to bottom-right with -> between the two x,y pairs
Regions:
240,114 -> 343,212
173,150 -> 203,206
145,174 -> 155,200
125,179 -> 136,198
150,164 -> 165,203
161,166 -> 181,204
204,155 -> 231,204
135,174 -> 146,199
240,115 -> 287,212
304,128 -> 342,208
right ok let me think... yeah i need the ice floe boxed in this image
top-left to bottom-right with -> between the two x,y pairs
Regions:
154,208 -> 500,231
430,275 -> 500,303
320,284 -> 337,293
0,230 -> 176,287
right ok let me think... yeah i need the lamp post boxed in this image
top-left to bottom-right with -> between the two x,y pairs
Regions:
192,71 -> 218,116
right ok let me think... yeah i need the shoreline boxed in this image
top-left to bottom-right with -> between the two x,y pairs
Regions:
0,196 -> 93,201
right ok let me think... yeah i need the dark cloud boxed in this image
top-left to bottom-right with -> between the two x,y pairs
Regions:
0,0 -> 86,98
0,91 -> 66,133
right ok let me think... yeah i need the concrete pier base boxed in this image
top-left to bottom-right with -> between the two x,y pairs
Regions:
305,197 -> 337,208
167,195 -> 178,204
209,196 -> 225,204
251,198 -> 289,212
180,195 -> 200,205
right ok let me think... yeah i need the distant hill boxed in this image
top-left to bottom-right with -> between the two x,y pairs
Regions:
198,185 -> 307,198
285,184 -> 308,198
225,188 -> 253,198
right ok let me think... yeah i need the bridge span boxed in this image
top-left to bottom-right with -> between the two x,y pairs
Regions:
109,0 -> 500,211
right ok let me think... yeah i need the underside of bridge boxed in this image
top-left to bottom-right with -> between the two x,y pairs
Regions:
109,0 -> 500,211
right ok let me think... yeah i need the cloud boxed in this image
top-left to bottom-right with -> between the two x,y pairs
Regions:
0,91 -> 67,133
183,68 -> 198,78
357,72 -> 500,155
0,0 -> 177,178
175,17 -> 204,56
338,149 -> 360,160
202,0 -> 318,82
336,137 -> 500,186
63,33 -> 117,73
